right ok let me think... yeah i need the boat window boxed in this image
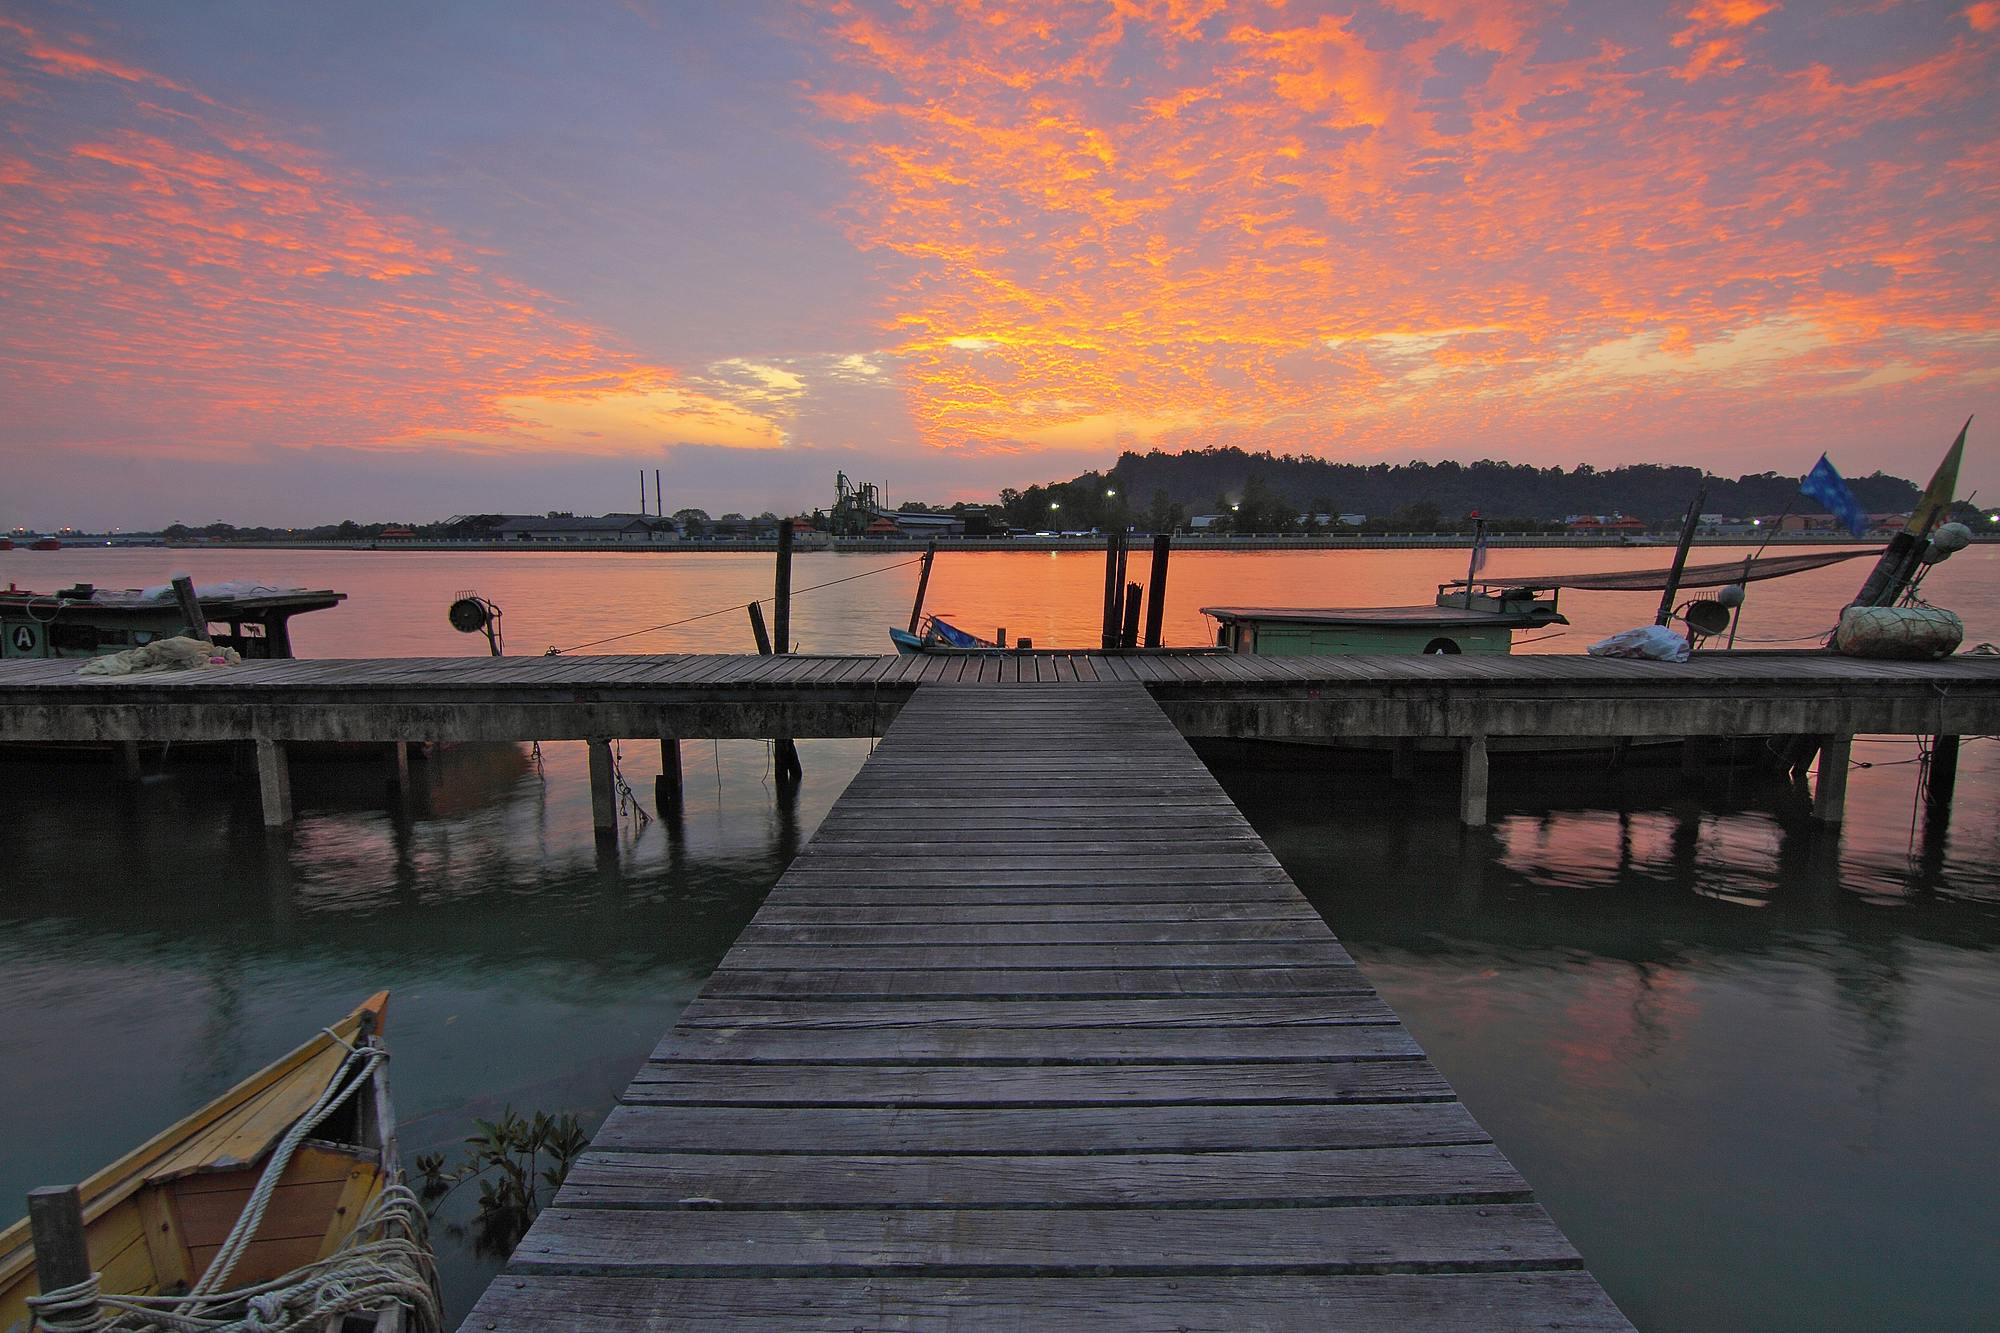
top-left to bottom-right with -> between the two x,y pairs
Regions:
49,623 -> 103,652
1422,637 -> 1462,654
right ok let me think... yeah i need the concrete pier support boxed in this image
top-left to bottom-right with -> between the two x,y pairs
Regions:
1459,735 -> 1489,827
1928,734 -> 1960,813
1811,733 -> 1852,824
587,739 -> 617,833
254,737 -> 292,828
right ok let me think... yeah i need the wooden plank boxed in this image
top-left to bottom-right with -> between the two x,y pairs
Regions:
698,965 -> 1365,997
557,1144 -> 1529,1208
623,1059 -> 1451,1105
469,1272 -> 1632,1331
650,1024 -> 1420,1064
499,1202 -> 1579,1274
675,996 -> 1397,1029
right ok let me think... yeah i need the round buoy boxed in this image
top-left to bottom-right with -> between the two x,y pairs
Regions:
1716,583 -> 1746,608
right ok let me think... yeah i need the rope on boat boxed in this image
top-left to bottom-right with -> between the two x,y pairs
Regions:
544,554 -> 928,654
30,1042 -> 443,1333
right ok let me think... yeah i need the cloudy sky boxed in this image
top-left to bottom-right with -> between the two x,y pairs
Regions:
2,0 -> 1995,527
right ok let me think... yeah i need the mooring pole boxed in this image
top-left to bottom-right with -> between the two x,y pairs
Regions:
1459,735 -> 1490,827
171,574 -> 211,644
27,1186 -> 92,1321
747,602 -> 773,655
1654,488 -> 1707,627
1120,582 -> 1143,651
1143,533 -> 1171,647
773,521 -> 793,653
1101,532 -> 1123,651
253,736 -> 292,828
908,539 -> 937,635
657,735 -> 684,823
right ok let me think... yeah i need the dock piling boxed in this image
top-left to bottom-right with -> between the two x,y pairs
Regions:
1928,734 -> 1960,814
773,521 -> 793,654
908,539 -> 937,635
1459,735 -> 1489,827
1120,581 -> 1143,651
253,737 -> 292,828
657,736 -> 683,822
1143,533 -> 1171,648
587,739 -> 617,833
26,1186 -> 92,1318
1811,734 -> 1853,823
170,574 -> 211,644
118,740 -> 142,784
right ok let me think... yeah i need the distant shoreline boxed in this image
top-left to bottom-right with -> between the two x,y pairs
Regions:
47,532 -> 1963,554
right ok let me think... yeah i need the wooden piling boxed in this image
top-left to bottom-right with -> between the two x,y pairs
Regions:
1811,733 -> 1852,823
773,521 -> 793,654
747,602 -> 773,656
1459,735 -> 1489,827
118,740 -> 142,784
27,1185 -> 92,1309
1143,533 -> 1171,648
170,574 -> 211,644
908,539 -> 937,635
747,601 -> 801,780
1120,581 -> 1143,651
587,739 -> 617,833
657,736 -> 683,820
390,740 -> 411,795
254,736 -> 292,828
1928,734 -> 1960,813
1100,532 -> 1122,652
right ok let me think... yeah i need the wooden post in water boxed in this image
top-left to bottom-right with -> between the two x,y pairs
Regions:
908,539 -> 937,634
587,739 -> 617,833
1928,734 -> 1960,814
1120,582 -> 1143,651
170,574 -> 211,644
253,736 -> 292,828
1811,734 -> 1852,823
27,1186 -> 92,1316
747,602 -> 773,655
657,735 -> 683,822
749,597 -> 802,783
390,740 -> 411,796
773,521 -> 793,654
1143,533 -> 1171,648
1459,735 -> 1489,827
1100,532 -> 1122,651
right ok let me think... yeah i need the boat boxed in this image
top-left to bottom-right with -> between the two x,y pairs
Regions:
0,993 -> 440,1333
1205,593 -> 1565,657
0,581 -> 344,662
29,538 -> 59,552
889,615 -> 1005,654
0,538 -> 12,552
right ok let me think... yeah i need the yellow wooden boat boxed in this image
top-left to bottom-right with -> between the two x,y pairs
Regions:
0,993 -> 439,1332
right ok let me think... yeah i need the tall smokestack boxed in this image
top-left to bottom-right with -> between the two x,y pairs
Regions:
639,470 -> 647,515
654,469 -> 662,519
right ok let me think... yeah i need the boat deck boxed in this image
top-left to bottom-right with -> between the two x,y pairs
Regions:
460,683 -> 1631,1330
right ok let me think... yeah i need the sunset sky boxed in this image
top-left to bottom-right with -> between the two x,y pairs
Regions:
3,0 -> 1996,527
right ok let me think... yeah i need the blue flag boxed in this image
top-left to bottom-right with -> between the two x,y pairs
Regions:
1800,454 -> 1869,537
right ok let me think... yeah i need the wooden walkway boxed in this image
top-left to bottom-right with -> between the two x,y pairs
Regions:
462,683 -> 1630,1330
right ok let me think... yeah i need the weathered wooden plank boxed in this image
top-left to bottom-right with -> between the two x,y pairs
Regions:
558,1144 -> 1528,1208
467,1272 -> 1631,1331
650,1023 -> 1419,1064
735,920 -> 1317,946
750,902 -> 1320,925
676,996 -> 1394,1029
623,1059 -> 1449,1105
500,1202 -> 1578,1275
698,965 -> 1363,997
719,941 -> 1355,969
597,1101 -> 1476,1157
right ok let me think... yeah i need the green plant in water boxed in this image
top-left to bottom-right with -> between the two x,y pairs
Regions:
414,1108 -> 588,1257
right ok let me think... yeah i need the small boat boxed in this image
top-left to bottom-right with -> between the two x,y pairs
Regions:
1205,595 -> 1565,656
889,615 -> 1006,654
0,538 -> 13,551
29,538 -> 59,552
0,993 -> 440,1333
0,582 -> 344,662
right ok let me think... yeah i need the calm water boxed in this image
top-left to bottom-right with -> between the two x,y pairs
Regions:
2,544 -> 1997,1329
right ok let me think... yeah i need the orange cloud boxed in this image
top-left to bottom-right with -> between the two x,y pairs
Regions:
801,0 -> 1998,464
0,17 -> 783,461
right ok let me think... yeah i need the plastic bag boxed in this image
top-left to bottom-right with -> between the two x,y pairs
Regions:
1587,625 -> 1691,662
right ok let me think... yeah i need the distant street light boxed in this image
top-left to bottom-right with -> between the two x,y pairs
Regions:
1105,488 -> 1117,497
1050,502 -> 1061,511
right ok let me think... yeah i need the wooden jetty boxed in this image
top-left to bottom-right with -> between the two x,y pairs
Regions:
2,650 -> 1997,828
462,682 -> 1629,1330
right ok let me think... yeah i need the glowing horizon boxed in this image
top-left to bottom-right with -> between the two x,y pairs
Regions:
0,1 -> 1995,525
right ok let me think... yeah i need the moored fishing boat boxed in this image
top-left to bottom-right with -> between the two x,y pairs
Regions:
0,581 -> 343,662
0,993 -> 440,1333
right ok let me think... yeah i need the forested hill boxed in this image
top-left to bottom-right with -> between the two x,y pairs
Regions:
1077,449 -> 1919,523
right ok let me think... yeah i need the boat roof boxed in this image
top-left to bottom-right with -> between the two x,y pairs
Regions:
0,589 -> 345,615
1444,547 -> 1881,593
1202,604 -> 1555,628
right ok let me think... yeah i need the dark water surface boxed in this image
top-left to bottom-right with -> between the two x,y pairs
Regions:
2,544 -> 1996,1328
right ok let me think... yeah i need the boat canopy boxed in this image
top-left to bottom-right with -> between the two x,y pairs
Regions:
1203,604 -> 1563,629
1445,548 -> 1882,594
